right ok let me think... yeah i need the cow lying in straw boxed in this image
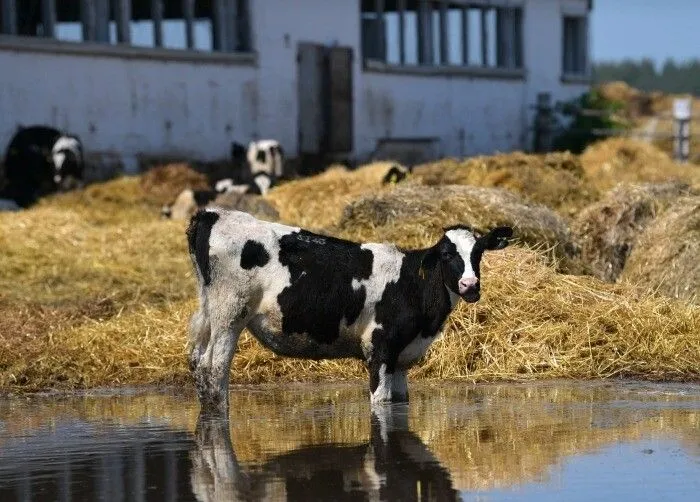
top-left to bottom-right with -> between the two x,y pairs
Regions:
186,208 -> 512,414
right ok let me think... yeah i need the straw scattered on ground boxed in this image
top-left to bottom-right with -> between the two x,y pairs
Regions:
579,138 -> 700,193
571,181 -> 695,282
412,151 -> 598,216
266,161 -> 396,229
2,152 -> 700,394
620,196 -> 700,304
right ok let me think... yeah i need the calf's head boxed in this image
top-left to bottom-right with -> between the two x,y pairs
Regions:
51,136 -> 84,189
432,225 -> 513,303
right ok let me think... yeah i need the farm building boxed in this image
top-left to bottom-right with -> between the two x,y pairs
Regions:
0,0 -> 592,177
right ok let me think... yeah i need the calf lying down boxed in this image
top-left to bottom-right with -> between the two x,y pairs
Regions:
186,208 -> 512,414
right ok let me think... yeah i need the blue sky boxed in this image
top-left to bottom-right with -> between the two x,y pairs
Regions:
591,0 -> 700,65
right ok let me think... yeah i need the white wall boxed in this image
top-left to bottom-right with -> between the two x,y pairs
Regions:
0,45 -> 257,170
0,0 -> 591,173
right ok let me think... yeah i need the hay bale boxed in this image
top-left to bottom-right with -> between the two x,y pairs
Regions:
620,196 -> 700,304
412,152 -> 597,216
579,138 -> 700,192
266,162 -> 397,229
337,183 -> 582,273
571,182 -> 694,282
140,163 -> 210,206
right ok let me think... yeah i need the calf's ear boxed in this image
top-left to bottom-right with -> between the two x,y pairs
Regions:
481,226 -> 513,250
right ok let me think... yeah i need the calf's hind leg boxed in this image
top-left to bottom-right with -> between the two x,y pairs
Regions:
194,299 -> 247,416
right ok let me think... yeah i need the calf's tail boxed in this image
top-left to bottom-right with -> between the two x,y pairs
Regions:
185,209 -> 219,370
186,209 -> 219,287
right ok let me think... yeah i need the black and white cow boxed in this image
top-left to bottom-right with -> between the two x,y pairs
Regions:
161,173 -> 274,220
0,125 -> 84,207
186,208 -> 513,415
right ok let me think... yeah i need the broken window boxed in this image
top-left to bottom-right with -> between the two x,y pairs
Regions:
0,0 -> 252,53
361,0 -> 523,71
563,15 -> 588,76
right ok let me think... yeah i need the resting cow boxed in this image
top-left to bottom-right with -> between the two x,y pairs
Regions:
186,208 -> 513,415
0,125 -> 84,207
161,173 -> 273,220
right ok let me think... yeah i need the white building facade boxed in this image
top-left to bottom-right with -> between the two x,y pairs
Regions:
0,0 -> 592,175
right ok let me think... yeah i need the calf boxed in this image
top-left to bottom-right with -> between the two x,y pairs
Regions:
0,125 -> 84,207
186,208 -> 512,415
161,173 -> 273,220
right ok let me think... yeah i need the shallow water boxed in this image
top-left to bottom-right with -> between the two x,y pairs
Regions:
0,380 -> 698,501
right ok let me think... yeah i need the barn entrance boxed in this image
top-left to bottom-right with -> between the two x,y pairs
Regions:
296,42 -> 353,175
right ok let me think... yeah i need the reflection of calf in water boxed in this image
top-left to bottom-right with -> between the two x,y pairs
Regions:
191,407 -> 459,501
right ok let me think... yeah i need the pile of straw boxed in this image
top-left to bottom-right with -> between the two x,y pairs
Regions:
266,162 -> 396,229
139,163 -> 211,206
621,196 -> 700,304
579,138 -> 700,193
1,151 -> 700,394
337,183 -> 583,273
571,181 -> 695,282
413,152 -> 597,216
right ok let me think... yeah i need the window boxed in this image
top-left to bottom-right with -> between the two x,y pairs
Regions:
361,0 -> 523,70
562,15 -> 588,76
0,0 -> 252,54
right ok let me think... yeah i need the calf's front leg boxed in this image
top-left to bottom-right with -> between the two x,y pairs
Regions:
368,356 -> 409,405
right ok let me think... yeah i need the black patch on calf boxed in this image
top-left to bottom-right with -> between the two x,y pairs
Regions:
256,149 -> 267,164
192,189 -> 218,207
240,240 -> 270,269
277,231 -> 373,345
186,210 -> 219,286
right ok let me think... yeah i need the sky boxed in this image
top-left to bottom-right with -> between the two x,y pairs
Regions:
591,0 -> 700,66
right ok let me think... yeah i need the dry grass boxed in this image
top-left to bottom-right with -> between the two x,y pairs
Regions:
580,138 -> 700,192
412,151 -> 598,216
571,181 -> 696,282
266,161 -> 396,229
139,163 -> 211,206
1,155 -> 700,394
621,196 -> 700,304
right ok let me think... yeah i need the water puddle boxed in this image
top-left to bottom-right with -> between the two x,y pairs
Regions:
0,380 -> 698,501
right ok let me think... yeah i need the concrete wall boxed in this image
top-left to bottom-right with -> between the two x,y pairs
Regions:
0,0 -> 591,174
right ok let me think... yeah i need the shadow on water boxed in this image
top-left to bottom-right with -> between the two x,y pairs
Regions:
0,380 -> 699,501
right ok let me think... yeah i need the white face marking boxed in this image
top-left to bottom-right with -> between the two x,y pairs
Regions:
52,136 -> 81,162
52,151 -> 66,170
444,229 -> 478,281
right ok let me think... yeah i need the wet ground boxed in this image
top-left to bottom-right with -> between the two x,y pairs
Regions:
0,380 -> 698,501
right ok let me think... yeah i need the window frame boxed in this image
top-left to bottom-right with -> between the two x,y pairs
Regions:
561,13 -> 590,82
360,0 -> 525,80
0,0 -> 255,64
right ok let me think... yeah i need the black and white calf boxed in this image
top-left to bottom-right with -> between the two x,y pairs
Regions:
186,209 -> 512,414
0,125 -> 84,207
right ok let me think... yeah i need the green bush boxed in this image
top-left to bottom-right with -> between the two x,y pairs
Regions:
551,90 -> 630,154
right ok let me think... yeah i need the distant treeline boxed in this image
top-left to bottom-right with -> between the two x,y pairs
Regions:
593,58 -> 700,96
